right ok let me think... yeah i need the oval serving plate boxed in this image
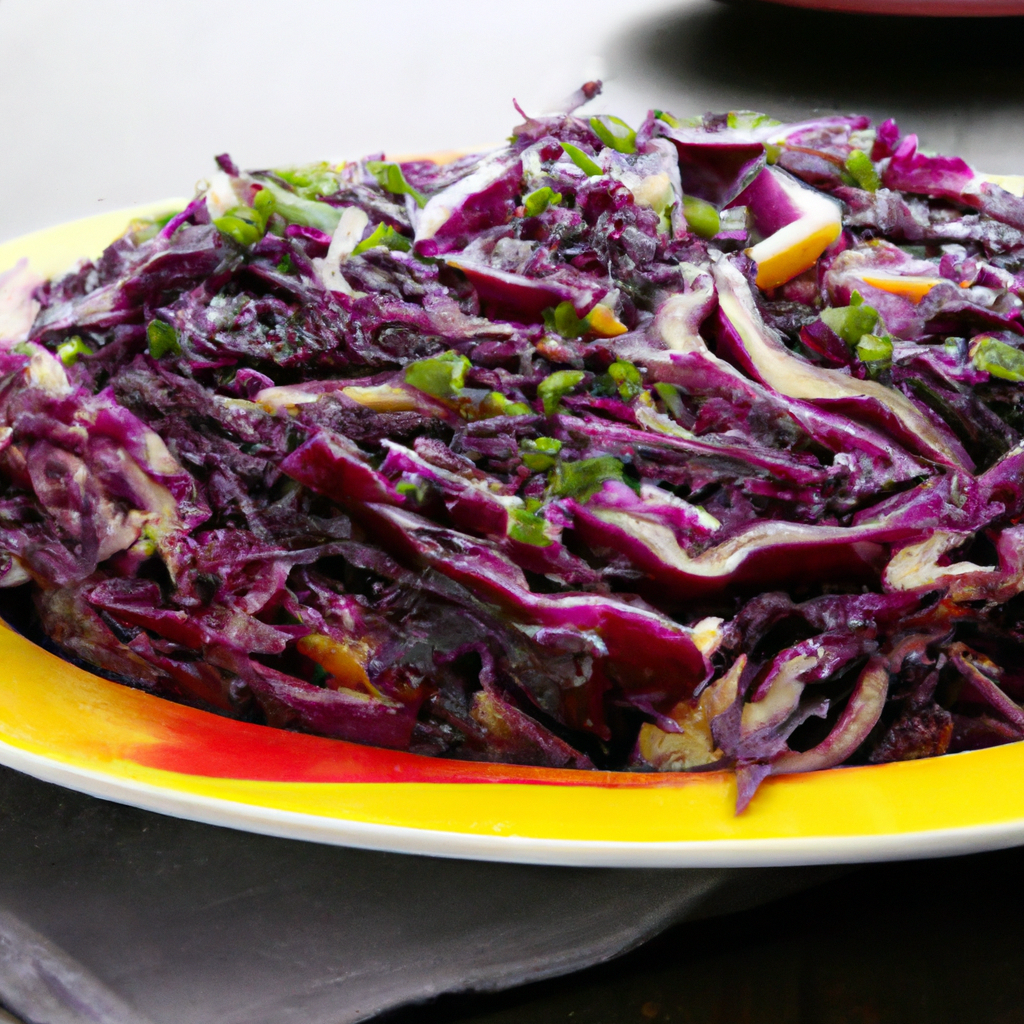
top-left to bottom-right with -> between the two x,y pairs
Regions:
4,206 -> 1024,869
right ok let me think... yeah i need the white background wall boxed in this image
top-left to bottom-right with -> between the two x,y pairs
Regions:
3,0 -> 1024,242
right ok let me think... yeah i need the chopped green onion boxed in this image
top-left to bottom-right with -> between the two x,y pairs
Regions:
653,110 -> 682,128
542,301 -> 589,339
147,320 -> 180,359
820,292 -> 881,347
257,180 -> 342,233
653,382 -> 685,418
589,115 -> 637,155
520,436 -> 562,471
507,507 -> 553,547
681,195 -> 720,240
395,478 -> 429,503
521,453 -> 556,472
214,207 -> 265,247
56,335 -> 93,366
537,369 -> 585,415
214,187 -> 277,247
845,150 -> 881,193
727,111 -> 782,130
561,143 -> 602,177
971,336 -> 1024,382
404,350 -> 471,398
549,455 -> 624,500
352,222 -> 412,256
479,392 -> 532,418
855,333 -> 893,366
523,186 -> 562,217
532,436 -> 562,453
273,162 -> 341,200
365,161 -> 428,208
253,187 -> 275,218
607,360 -> 643,401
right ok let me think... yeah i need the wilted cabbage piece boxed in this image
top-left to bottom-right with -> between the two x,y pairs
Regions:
4,84 -> 1024,811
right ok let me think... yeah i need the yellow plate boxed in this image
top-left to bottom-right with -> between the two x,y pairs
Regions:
4,206 -> 1024,867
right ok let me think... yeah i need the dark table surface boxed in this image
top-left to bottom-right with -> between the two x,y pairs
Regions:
1,759 -> 1021,1024
385,845 -> 1024,1024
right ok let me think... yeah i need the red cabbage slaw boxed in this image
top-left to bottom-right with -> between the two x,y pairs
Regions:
3,85 -> 1024,810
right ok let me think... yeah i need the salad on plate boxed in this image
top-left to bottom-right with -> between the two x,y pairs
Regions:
3,83 -> 1024,810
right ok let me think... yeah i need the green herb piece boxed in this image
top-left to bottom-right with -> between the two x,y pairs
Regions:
653,110 -> 682,128
820,292 -> 881,347
352,221 -> 412,256
253,187 -> 275,218
542,301 -> 589,339
404,350 -> 471,399
214,206 -> 265,247
309,663 -> 330,688
276,254 -> 295,275
844,150 -> 881,193
653,382 -> 685,418
520,436 -> 563,471
365,161 -> 428,208
395,478 -> 429,504
523,186 -> 562,217
257,180 -> 342,233
589,115 -> 637,155
273,162 -> 340,200
855,333 -> 893,366
549,455 -> 624,500
11,342 -> 33,355
561,142 -> 602,177
507,507 -> 553,547
147,320 -> 181,359
213,187 -> 277,247
537,369 -> 585,415
521,452 -> 557,472
727,111 -> 782,131
607,360 -> 643,401
479,392 -> 532,418
681,195 -> 720,240
56,335 -> 93,366
971,336 -> 1024,381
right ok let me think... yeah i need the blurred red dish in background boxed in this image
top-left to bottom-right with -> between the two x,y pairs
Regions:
757,0 -> 1024,15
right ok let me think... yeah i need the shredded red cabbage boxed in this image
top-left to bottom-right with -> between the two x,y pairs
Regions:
4,85 -> 1024,809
